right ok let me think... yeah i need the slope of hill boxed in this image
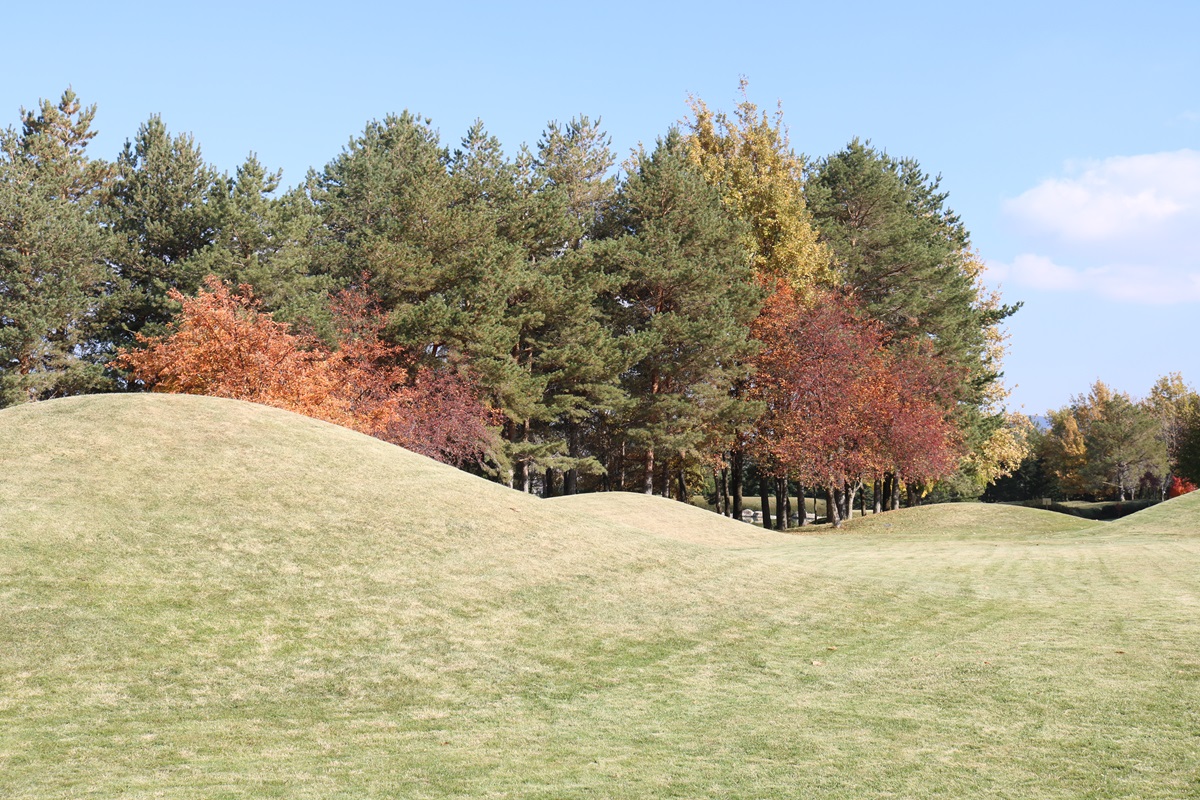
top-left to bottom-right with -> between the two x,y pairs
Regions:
2,394 -> 1199,799
547,490 -> 794,548
1103,490 -> 1200,536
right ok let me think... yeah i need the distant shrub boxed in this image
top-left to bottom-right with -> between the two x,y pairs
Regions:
1168,476 -> 1197,499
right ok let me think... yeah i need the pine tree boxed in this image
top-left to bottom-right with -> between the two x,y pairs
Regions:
533,116 -> 616,252
1079,384 -> 1166,501
0,89 -> 114,405
1042,381 -> 1168,500
522,116 -> 624,494
105,115 -> 224,345
598,130 -> 762,494
184,154 -> 325,325
307,113 -> 531,472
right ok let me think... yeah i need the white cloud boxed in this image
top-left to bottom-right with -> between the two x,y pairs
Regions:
996,150 -> 1200,304
1004,149 -> 1200,244
987,254 -> 1200,305
1008,254 -> 1084,291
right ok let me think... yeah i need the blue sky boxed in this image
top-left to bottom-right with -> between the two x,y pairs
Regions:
4,0 -> 1196,413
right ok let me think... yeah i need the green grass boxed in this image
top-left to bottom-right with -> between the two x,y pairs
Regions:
2,394 -> 1199,798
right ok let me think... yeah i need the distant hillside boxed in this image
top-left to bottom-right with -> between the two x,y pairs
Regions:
2,394 -> 1198,799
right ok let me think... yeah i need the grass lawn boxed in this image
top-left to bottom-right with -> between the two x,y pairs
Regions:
2,394 -> 1199,798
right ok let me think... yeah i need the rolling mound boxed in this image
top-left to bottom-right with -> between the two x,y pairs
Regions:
3,394 -> 1199,799
840,499 -> 1098,538
547,490 -> 795,548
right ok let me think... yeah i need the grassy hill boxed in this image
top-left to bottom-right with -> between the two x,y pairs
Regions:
2,394 -> 1199,798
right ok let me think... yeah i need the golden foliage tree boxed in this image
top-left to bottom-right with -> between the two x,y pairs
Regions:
685,82 -> 831,293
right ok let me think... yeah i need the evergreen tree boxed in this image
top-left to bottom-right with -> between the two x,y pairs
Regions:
308,113 -> 531,471
0,89 -> 114,405
448,120 -> 559,480
533,116 -> 616,251
1080,384 -> 1166,501
1042,381 -> 1168,500
523,116 -> 624,494
806,139 -> 980,355
310,114 -> 508,357
105,115 -> 224,345
185,154 -> 325,325
598,130 -> 761,494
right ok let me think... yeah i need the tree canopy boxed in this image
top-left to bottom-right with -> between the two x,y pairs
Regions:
0,86 -> 1059,512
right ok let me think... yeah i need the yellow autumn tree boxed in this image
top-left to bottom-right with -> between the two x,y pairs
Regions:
1043,408 -> 1091,497
685,81 -> 831,293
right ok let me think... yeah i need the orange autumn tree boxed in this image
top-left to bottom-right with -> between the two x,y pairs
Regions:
115,276 -> 496,466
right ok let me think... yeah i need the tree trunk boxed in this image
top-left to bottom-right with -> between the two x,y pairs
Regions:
503,420 -> 516,488
544,467 -> 556,498
760,473 -> 772,529
617,440 -> 626,492
906,481 -> 918,508
676,468 -> 687,502
564,425 -> 579,495
526,422 -> 535,492
873,477 -> 882,513
827,484 -> 842,529
775,477 -> 787,530
731,449 -> 744,519
714,470 -> 725,516
643,447 -> 654,495
797,483 -> 808,526
842,481 -> 854,521
891,472 -> 901,510
715,465 -> 724,515
519,421 -> 532,493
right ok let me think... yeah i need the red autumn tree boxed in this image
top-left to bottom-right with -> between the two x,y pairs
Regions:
115,276 -> 496,467
748,284 -> 960,527
876,338 -> 963,488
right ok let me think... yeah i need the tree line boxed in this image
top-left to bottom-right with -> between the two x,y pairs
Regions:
2,87 -> 1025,526
986,374 -> 1200,503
